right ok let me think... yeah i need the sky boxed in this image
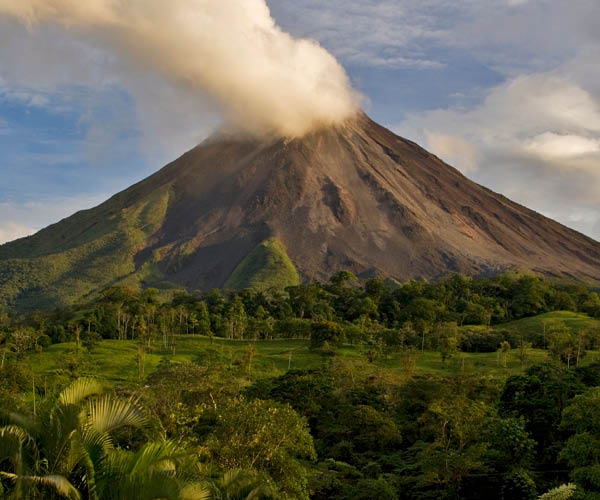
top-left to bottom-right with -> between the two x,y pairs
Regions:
1,0 -> 600,244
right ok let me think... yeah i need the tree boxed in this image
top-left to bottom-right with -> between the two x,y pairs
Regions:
0,306 -> 10,332
553,292 -> 577,312
344,478 -> 398,500
310,321 -> 345,349
538,484 -> 577,500
143,360 -> 248,438
462,302 -> 491,326
518,339 -> 533,367
194,301 -> 212,336
540,319 -> 569,351
346,405 -> 401,453
247,306 -> 274,340
7,328 -> 39,358
483,417 -> 535,471
500,470 -> 537,500
223,297 -> 248,340
510,276 -> 548,318
415,396 -> 490,499
203,397 -> 316,500
328,271 -> 358,291
0,360 -> 31,410
498,341 -> 511,368
244,369 -> 335,423
560,387 -> 600,497
500,363 -> 583,465
436,322 -> 461,363
582,293 -> 600,318
548,330 -> 580,368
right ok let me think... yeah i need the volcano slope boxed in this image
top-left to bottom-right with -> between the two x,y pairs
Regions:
2,113 -> 600,310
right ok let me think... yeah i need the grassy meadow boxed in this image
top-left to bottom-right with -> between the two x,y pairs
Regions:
26,310 -> 600,389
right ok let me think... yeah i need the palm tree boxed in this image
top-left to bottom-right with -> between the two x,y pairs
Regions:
209,469 -> 276,500
97,440 -> 210,500
0,377 -> 210,500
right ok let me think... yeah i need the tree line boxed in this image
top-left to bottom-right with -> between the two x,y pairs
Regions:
2,271 -> 600,365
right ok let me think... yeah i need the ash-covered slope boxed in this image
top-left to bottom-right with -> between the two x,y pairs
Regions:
2,113 -> 600,310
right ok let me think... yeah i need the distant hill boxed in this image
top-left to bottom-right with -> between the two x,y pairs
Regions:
2,112 -> 600,311
494,311 -> 600,338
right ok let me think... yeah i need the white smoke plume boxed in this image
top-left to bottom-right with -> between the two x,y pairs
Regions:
0,0 -> 361,137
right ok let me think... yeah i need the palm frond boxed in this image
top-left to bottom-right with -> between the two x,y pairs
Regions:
212,469 -> 274,500
0,471 -> 81,500
97,466 -> 183,500
97,443 -> 205,500
43,404 -> 81,460
0,425 -> 36,464
79,425 -> 113,453
0,424 -> 34,446
59,378 -> 105,406
180,483 -> 212,500
87,395 -> 147,435
64,426 -> 110,479
129,441 -> 187,476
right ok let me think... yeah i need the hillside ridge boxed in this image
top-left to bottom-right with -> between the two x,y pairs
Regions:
2,112 -> 600,310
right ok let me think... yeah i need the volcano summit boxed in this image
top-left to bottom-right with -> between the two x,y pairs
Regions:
1,113 -> 600,310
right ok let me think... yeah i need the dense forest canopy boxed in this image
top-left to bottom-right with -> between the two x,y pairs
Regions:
2,271 -> 600,499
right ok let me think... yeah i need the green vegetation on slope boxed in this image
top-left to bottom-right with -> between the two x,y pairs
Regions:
495,311 -> 600,336
225,237 -> 300,291
0,186 -> 172,311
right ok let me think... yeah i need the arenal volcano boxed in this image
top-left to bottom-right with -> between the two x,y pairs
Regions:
2,112 -> 600,310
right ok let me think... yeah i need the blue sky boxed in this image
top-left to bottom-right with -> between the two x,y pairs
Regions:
1,0 -> 600,243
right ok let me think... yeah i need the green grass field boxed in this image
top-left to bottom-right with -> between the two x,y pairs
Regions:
26,321 -> 600,389
494,310 -> 600,335
30,337 -> 343,386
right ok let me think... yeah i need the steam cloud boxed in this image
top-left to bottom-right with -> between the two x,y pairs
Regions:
0,0 -> 361,137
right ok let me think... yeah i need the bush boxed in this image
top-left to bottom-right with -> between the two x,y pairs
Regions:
81,331 -> 102,351
276,318 -> 312,339
538,484 -> 576,500
344,478 -> 397,500
37,334 -> 52,348
310,321 -> 345,349
51,325 -> 70,344
460,329 -> 505,353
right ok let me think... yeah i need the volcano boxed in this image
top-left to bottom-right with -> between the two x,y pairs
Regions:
2,113 -> 600,310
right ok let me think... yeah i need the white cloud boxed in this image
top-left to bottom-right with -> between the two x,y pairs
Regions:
424,131 -> 479,174
0,221 -> 36,245
0,20 -> 220,161
524,132 -> 600,161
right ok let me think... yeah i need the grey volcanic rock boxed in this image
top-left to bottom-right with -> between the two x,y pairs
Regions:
147,112 -> 599,285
